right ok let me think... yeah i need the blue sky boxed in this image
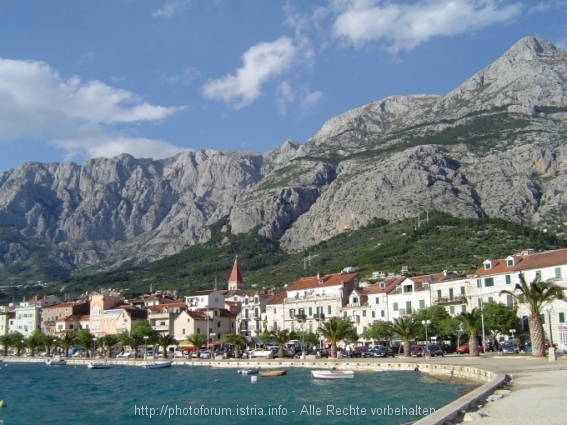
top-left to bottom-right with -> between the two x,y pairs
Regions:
0,0 -> 566,172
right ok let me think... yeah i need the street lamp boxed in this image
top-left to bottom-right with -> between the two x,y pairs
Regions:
509,329 -> 516,354
210,333 -> 216,359
296,314 -> 307,359
544,304 -> 556,361
422,320 -> 431,344
92,337 -> 97,359
143,335 -> 149,360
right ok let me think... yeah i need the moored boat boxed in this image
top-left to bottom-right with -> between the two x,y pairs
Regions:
141,361 -> 173,369
46,357 -> 67,366
237,366 -> 261,374
259,370 -> 287,377
88,362 -> 113,369
311,370 -> 354,380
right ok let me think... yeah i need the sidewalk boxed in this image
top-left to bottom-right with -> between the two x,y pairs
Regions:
411,353 -> 567,424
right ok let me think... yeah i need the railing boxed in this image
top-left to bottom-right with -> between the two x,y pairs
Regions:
313,313 -> 325,320
434,295 -> 467,305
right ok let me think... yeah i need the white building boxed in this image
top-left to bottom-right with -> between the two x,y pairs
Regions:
14,295 -> 61,337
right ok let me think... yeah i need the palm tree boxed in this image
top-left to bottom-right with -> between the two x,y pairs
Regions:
119,333 -> 146,358
390,316 -> 421,357
185,333 -> 208,359
319,317 -> 355,358
99,334 -> 120,359
23,330 -> 44,357
41,334 -> 59,357
456,309 -> 483,357
0,334 -> 11,356
269,329 -> 291,359
155,334 -> 177,359
220,333 -> 247,358
6,332 -> 24,356
501,273 -> 565,357
60,332 -> 76,357
74,330 -> 96,358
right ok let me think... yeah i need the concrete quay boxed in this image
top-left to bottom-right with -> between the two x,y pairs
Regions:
3,353 -> 566,424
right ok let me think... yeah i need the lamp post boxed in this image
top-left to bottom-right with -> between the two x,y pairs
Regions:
210,333 -> 216,359
422,320 -> 431,344
545,304 -> 556,361
92,337 -> 97,359
143,335 -> 148,360
509,329 -> 516,354
296,314 -> 307,359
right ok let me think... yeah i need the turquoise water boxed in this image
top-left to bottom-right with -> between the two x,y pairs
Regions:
0,362 -> 475,424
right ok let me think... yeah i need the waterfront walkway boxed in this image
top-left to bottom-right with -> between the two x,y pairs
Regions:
3,352 -> 566,424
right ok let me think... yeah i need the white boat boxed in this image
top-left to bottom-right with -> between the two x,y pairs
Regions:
88,362 -> 113,369
237,366 -> 261,374
141,361 -> 173,369
46,357 -> 67,366
311,370 -> 354,380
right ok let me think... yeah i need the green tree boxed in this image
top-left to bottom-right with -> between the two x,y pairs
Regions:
41,334 -> 59,357
362,320 -> 394,345
257,329 -> 272,346
220,334 -> 247,358
99,334 -> 120,359
6,332 -> 24,356
60,333 -> 76,357
0,334 -> 10,356
412,306 -> 455,341
185,333 -> 208,359
390,317 -> 421,357
501,273 -> 565,357
269,329 -> 291,359
119,332 -> 146,358
74,330 -> 96,358
155,334 -> 177,359
319,317 -> 356,358
23,331 -> 44,357
482,301 -> 520,343
456,309 -> 482,357
130,321 -> 157,343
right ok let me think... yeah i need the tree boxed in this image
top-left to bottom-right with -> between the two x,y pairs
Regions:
185,333 -> 207,359
269,329 -> 291,359
456,309 -> 482,357
155,334 -> 177,359
482,301 -> 520,342
0,335 -> 10,356
501,273 -> 565,357
390,316 -> 421,357
23,330 -> 44,357
362,320 -> 393,345
99,334 -> 120,359
220,334 -> 247,358
6,332 -> 24,356
60,333 -> 76,357
318,317 -> 356,358
74,330 -> 96,358
257,329 -> 272,346
412,306 -> 455,341
119,332 -> 146,358
41,334 -> 59,357
130,321 -> 157,344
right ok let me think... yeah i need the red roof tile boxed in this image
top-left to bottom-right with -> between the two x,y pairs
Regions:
473,248 -> 567,277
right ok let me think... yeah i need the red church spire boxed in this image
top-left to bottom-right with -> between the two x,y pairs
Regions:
228,256 -> 244,290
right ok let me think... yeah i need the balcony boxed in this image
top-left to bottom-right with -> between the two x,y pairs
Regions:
313,313 -> 325,320
434,295 -> 467,306
349,315 -> 360,324
268,326 -> 279,332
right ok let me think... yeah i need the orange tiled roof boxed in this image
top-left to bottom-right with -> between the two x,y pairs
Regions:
267,289 -> 287,305
286,272 -> 358,291
473,248 -> 567,277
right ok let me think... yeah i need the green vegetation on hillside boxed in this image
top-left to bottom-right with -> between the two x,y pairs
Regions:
2,212 -> 565,302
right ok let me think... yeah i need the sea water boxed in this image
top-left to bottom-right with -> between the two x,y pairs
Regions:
0,362 -> 475,424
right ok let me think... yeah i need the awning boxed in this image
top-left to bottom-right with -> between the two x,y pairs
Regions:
178,340 -> 193,347
182,346 -> 194,352
206,341 -> 222,348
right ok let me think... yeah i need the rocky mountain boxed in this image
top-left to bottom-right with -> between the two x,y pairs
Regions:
1,36 -> 566,281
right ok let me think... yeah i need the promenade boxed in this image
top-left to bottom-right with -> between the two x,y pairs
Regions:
3,352 -> 565,424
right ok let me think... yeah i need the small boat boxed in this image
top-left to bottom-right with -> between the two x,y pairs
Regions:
311,370 -> 354,380
88,362 -> 113,369
259,370 -> 287,377
237,366 -> 261,374
46,357 -> 67,366
141,361 -> 173,369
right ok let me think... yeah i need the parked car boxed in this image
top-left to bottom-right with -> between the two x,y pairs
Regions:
426,344 -> 444,357
501,341 -> 519,354
374,346 -> 396,358
456,343 -> 484,354
410,345 -> 425,357
441,344 -> 457,354
308,348 -> 329,358
361,348 -> 376,358
199,350 -> 211,359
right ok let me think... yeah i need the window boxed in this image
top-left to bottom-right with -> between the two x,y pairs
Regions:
182,328 -> 186,334
380,310 -> 385,318
449,288 -> 454,300
362,310 -> 366,317
449,306 -> 455,314
372,311 -> 376,318
460,286 -> 466,295
197,328 -> 201,333
437,290 -> 442,300
540,314 -> 545,324
289,309 -> 295,318
555,268 -> 562,279
484,262 -> 491,270
393,303 -> 399,312
535,270 -> 542,281
328,305 -> 332,314
352,297 -> 359,304
505,275 -> 511,285
375,297 -> 379,304
477,279 -> 481,288
419,300 -> 425,309
217,321 -> 221,328
506,295 -> 513,308
461,305 -> 467,313
405,301 -> 412,314
244,298 -> 249,305
484,277 -> 494,287
559,312 -> 565,324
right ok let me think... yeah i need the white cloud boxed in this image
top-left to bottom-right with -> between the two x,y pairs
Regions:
276,81 -> 324,116
331,0 -> 523,52
202,37 -> 296,109
0,57 -> 185,161
152,0 -> 192,19
163,67 -> 201,85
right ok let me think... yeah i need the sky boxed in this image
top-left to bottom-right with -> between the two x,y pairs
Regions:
0,0 -> 566,173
